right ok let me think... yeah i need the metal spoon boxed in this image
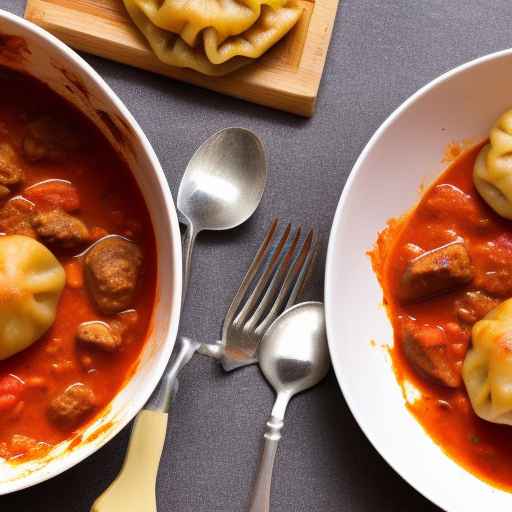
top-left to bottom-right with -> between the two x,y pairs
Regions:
248,302 -> 329,512
178,127 -> 267,302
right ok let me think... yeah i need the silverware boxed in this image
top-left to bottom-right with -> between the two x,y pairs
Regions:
178,127 -> 267,301
91,337 -> 199,512
199,219 -> 318,371
144,337 -> 200,412
248,302 -> 329,512
91,128 -> 266,512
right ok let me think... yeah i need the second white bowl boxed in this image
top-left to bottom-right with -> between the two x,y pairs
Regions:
325,49 -> 512,511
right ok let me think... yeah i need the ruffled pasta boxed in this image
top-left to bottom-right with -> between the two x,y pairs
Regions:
124,0 -> 250,76
203,4 -> 303,65
134,0 -> 287,47
474,109 -> 512,219
124,0 -> 302,75
0,235 -> 65,360
463,298 -> 512,425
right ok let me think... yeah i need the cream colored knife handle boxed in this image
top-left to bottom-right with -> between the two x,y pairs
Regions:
91,409 -> 168,512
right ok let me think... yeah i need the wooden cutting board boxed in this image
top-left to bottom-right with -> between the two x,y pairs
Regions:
24,0 -> 339,116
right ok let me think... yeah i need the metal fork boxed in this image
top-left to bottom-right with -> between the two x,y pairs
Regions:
199,219 -> 318,371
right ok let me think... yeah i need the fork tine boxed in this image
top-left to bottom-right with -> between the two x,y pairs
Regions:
254,229 -> 315,335
232,223 -> 292,329
285,236 -> 320,309
221,219 -> 278,334
243,226 -> 302,331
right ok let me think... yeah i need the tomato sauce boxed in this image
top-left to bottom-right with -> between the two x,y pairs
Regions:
373,141 -> 512,491
0,69 -> 157,459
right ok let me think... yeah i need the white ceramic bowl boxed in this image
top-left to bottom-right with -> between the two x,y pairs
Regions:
0,10 -> 182,494
325,49 -> 512,511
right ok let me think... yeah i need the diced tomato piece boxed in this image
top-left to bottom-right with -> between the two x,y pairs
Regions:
495,233 -> 512,250
89,226 -> 108,241
0,375 -> 25,413
421,184 -> 487,230
472,235 -> 512,296
25,376 -> 47,389
24,181 -> 80,211
64,260 -> 84,288
445,322 -> 470,346
0,394 -> 17,412
118,309 -> 138,328
0,375 -> 24,396
9,434 -> 36,455
452,393 -> 472,415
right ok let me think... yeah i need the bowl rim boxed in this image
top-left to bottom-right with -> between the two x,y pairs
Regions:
324,47 -> 512,510
0,9 -> 182,493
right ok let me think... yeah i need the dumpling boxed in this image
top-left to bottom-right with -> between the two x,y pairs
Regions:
0,235 -> 65,360
203,4 -> 303,65
134,0 -> 287,47
124,0 -> 250,76
474,108 -> 512,219
124,0 -> 303,76
462,298 -> 512,425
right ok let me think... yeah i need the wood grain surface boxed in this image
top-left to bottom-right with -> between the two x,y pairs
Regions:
24,0 -> 339,116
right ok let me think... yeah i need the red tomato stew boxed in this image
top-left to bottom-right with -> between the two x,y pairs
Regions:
372,141 -> 512,491
0,68 -> 156,461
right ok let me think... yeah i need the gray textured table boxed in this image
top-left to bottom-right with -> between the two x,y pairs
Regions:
1,1 -> 510,510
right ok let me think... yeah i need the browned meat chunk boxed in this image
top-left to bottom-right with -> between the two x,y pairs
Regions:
455,291 -> 500,326
31,208 -> 89,248
473,234 -> 512,296
76,320 -> 123,351
402,322 -> 461,387
85,238 -> 142,314
48,383 -> 95,427
23,117 -> 81,163
0,142 -> 23,186
399,242 -> 473,302
0,197 -> 35,237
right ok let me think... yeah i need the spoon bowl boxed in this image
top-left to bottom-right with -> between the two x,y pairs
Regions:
178,128 -> 266,231
259,302 -> 329,398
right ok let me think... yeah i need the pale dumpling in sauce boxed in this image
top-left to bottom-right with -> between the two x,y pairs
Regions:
474,108 -> 512,219
0,235 -> 65,360
463,298 -> 512,425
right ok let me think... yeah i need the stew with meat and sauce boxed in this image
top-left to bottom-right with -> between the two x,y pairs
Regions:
372,140 -> 512,491
0,68 -> 156,461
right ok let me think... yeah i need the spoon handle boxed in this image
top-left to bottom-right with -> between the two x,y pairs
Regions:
181,223 -> 197,308
248,416 -> 284,512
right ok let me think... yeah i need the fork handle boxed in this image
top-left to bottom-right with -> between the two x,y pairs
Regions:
248,416 -> 284,512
